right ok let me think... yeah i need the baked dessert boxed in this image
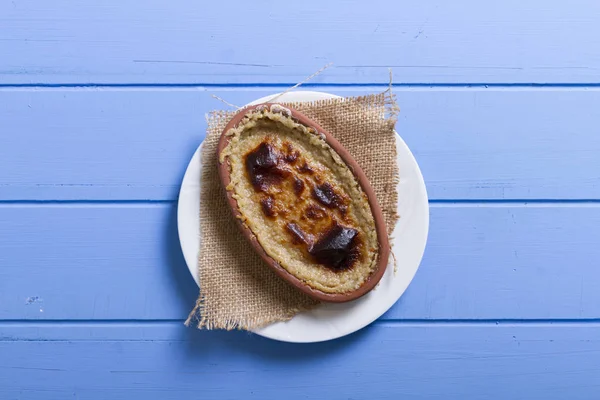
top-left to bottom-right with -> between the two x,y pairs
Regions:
217,103 -> 390,302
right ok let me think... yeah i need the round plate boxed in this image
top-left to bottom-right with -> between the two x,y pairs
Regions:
177,91 -> 429,343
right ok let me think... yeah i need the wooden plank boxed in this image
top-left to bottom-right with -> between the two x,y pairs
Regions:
1,322 -> 600,399
1,204 -> 599,321
2,88 -> 600,201
0,204 -> 199,321
1,1 -> 600,84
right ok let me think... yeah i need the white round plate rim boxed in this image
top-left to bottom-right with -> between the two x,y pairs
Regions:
177,91 -> 429,343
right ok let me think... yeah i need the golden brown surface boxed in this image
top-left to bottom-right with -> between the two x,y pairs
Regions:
221,109 -> 378,294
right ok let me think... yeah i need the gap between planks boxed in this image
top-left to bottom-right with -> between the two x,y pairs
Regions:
3,319 -> 600,327
1,200 -> 600,207
4,83 -> 600,91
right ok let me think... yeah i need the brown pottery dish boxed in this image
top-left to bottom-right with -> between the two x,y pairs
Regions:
217,103 -> 390,303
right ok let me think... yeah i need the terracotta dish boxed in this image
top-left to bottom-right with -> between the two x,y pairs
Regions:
217,103 -> 390,303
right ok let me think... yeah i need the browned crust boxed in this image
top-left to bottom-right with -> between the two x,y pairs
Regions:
216,103 -> 391,303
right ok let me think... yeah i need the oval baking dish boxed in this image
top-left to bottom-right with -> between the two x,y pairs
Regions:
217,103 -> 390,303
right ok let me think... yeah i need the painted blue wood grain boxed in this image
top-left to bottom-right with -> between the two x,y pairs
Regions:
2,88 -> 600,201
1,204 -> 599,321
0,204 -> 198,321
3,1 -> 600,397
1,1 -> 600,84
1,323 -> 600,399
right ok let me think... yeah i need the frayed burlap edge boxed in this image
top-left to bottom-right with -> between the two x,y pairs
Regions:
186,89 -> 399,330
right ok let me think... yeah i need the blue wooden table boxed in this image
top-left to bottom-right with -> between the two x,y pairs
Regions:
2,1 -> 600,398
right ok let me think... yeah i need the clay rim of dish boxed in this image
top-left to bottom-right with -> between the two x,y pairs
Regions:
216,103 -> 391,303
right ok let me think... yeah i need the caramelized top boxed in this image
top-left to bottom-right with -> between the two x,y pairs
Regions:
244,138 -> 363,271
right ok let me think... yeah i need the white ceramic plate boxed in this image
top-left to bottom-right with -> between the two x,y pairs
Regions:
177,91 -> 429,343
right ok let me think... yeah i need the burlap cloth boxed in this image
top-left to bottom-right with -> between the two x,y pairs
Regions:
186,91 -> 399,330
